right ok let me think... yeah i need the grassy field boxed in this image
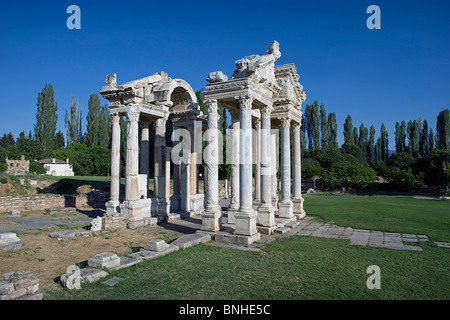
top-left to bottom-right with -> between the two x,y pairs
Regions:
303,192 -> 450,242
43,192 -> 450,300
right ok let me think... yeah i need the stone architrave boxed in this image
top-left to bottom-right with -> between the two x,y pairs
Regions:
278,117 -> 294,218
234,95 -> 258,237
201,99 -> 222,232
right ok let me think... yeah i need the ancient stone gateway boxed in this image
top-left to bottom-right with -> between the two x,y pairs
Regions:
100,41 -> 306,244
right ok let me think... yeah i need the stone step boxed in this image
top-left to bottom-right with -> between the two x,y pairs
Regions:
274,227 -> 290,234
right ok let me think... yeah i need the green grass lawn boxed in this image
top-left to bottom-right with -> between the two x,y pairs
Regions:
42,192 -> 450,300
303,193 -> 450,242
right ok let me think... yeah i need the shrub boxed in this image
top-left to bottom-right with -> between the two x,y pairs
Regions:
387,152 -> 415,170
29,160 -> 46,174
320,160 -> 376,190
385,167 -> 415,191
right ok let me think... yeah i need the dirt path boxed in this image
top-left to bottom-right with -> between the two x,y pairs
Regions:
0,209 -> 179,293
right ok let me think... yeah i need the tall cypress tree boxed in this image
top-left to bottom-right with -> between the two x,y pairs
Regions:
319,104 -> 330,149
343,115 -> 354,145
436,108 -> 450,150
367,125 -> 376,162
327,112 -> 338,149
34,84 -> 58,158
64,95 -> 79,146
419,119 -> 429,156
380,123 -> 389,162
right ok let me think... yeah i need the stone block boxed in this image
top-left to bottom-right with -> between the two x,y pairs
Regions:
102,277 -> 125,287
171,233 -> 211,249
88,252 -> 121,269
50,231 -> 76,240
214,232 -> 260,246
129,245 -> 179,261
275,227 -> 290,234
0,232 -> 22,250
109,257 -> 140,270
144,239 -> 170,252
61,268 -> 108,288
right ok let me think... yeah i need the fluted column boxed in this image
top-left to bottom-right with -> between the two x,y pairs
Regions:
257,106 -> 276,227
106,112 -> 121,214
278,117 -> 294,218
234,95 -> 258,237
227,109 -> 240,223
253,118 -> 261,205
125,108 -> 140,202
271,128 -> 278,210
201,99 -> 222,232
154,116 -> 170,217
292,122 -> 305,217
140,119 -> 150,199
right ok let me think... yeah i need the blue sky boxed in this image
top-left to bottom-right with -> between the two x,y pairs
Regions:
0,0 -> 449,149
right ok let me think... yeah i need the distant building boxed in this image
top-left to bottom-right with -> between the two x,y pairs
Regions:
37,158 -> 74,176
5,155 -> 29,174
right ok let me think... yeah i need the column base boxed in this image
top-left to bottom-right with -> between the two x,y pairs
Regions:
215,232 -> 261,246
201,207 -> 222,232
277,200 -> 294,219
120,199 -> 153,221
227,203 -> 239,224
234,209 -> 258,237
292,197 -> 306,218
105,200 -> 120,215
157,198 -> 170,220
257,204 -> 276,227
252,199 -> 261,211
272,195 -> 279,212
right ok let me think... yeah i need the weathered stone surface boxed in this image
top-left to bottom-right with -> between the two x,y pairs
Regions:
109,257 -> 140,270
60,268 -> 108,288
50,231 -> 76,240
0,232 -> 22,250
88,252 -> 121,269
144,239 -> 169,252
0,271 -> 42,300
435,242 -> 450,248
8,209 -> 20,217
102,277 -> 125,287
206,71 -> 228,83
171,232 -> 211,249
274,227 -> 290,234
129,245 -> 179,261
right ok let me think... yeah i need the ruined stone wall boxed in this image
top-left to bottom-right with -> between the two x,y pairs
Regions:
0,190 -> 110,213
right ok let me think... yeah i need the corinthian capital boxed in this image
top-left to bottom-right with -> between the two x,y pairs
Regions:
261,105 -> 274,118
280,117 -> 291,127
205,99 -> 218,115
127,109 -> 140,123
292,122 -> 301,132
111,112 -> 121,124
235,95 -> 253,110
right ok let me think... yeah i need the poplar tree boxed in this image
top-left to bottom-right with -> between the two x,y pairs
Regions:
64,95 -> 79,146
319,104 -> 330,149
343,115 -> 354,145
327,112 -> 338,149
34,84 -> 58,157
436,108 -> 450,150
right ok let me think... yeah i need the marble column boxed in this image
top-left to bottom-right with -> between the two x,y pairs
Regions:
139,119 -> 150,199
154,116 -> 169,217
253,118 -> 261,207
234,95 -> 258,238
292,122 -> 305,217
278,117 -> 294,218
106,112 -> 121,214
228,109 -> 240,223
271,128 -> 279,210
125,108 -> 140,202
201,99 -> 222,232
257,106 -> 276,227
